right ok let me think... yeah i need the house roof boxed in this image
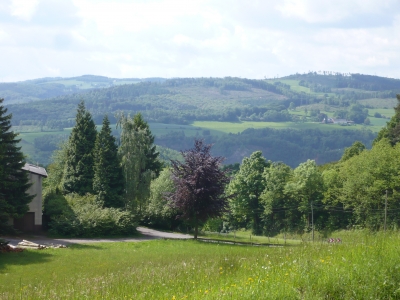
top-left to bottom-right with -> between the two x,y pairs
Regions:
22,164 -> 48,177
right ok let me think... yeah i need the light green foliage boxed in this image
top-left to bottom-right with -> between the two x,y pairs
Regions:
227,151 -> 270,234
375,94 -> 400,145
118,113 -> 161,213
144,168 -> 177,229
261,162 -> 293,234
284,160 -> 324,231
45,193 -> 137,237
62,101 -> 97,195
340,141 -> 366,162
338,139 -> 400,228
43,141 -> 69,194
93,116 -> 124,208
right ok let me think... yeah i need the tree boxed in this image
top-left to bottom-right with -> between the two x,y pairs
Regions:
340,141 -> 366,162
0,98 -> 33,232
62,101 -> 97,195
118,113 -> 162,213
168,139 -> 230,239
260,162 -> 293,235
227,151 -> 270,235
144,168 -> 178,229
375,94 -> 400,145
284,160 -> 324,232
93,115 -> 124,208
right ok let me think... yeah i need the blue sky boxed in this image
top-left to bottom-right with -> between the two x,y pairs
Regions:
1,0 -> 400,82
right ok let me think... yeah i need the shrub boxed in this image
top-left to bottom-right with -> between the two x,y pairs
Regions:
44,193 -> 137,237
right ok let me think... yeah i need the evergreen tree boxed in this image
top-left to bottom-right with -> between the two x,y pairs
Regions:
62,101 -> 97,195
0,98 -> 33,232
93,115 -> 124,208
130,113 -> 163,177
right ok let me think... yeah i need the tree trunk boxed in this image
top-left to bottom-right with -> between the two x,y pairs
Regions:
194,218 -> 198,239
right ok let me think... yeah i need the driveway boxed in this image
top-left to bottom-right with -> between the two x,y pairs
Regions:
3,227 -> 192,247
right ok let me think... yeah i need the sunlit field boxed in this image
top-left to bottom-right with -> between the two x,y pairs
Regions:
1,231 -> 400,299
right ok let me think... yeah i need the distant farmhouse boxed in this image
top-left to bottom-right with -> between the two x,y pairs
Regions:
322,118 -> 354,125
10,164 -> 48,232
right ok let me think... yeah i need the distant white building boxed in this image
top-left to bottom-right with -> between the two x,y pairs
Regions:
322,118 -> 354,125
9,164 -> 48,232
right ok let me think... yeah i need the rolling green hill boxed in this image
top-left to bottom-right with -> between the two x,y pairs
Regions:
4,73 -> 399,166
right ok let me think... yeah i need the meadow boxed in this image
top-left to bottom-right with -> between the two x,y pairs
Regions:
1,231 -> 400,299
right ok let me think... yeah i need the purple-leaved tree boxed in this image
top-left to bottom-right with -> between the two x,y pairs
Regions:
169,139 -> 230,239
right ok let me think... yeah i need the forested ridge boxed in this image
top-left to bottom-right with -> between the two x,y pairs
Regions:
4,73 -> 400,167
6,73 -> 400,128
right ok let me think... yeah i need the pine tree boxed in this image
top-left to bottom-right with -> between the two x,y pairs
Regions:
0,98 -> 33,232
93,115 -> 124,208
130,113 -> 163,177
62,101 -> 97,195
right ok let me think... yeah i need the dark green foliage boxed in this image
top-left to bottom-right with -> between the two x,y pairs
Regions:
0,98 -> 33,233
93,115 -> 124,208
62,101 -> 97,195
132,113 -> 163,177
156,128 -> 376,168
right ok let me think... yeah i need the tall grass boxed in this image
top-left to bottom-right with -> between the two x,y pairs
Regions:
1,231 -> 400,299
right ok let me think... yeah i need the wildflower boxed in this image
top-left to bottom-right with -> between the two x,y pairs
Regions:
172,296 -> 176,300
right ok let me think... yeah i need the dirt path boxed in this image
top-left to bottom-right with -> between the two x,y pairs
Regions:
3,227 -> 192,247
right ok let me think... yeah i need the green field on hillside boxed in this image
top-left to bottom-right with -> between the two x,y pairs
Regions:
1,231 -> 399,299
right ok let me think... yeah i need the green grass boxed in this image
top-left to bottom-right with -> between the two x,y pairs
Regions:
1,231 -> 400,299
192,120 -> 379,133
199,230 -> 302,245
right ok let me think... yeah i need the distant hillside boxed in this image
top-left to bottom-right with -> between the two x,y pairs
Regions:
4,73 -> 397,167
0,75 -> 165,104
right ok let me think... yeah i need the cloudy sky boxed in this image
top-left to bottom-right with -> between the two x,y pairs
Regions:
1,0 -> 400,82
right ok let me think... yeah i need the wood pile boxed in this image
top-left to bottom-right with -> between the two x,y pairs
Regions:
0,239 -> 23,253
17,240 -> 67,249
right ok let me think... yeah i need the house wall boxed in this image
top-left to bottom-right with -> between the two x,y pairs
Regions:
26,172 -> 43,227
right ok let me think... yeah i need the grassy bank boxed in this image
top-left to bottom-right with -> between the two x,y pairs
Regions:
1,231 -> 400,299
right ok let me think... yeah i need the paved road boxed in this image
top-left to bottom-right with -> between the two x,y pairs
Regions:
3,227 -> 192,247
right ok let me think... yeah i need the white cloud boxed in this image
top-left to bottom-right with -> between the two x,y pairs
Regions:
276,0 -> 397,23
9,0 -> 40,21
1,0 -> 400,81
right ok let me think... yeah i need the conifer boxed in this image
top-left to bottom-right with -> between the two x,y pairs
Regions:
0,98 -> 33,232
62,101 -> 97,195
93,115 -> 124,208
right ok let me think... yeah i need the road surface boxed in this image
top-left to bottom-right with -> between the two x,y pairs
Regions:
3,227 -> 192,247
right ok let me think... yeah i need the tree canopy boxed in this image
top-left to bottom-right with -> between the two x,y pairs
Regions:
168,139 -> 230,239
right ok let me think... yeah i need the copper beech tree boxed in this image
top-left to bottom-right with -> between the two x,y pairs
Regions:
168,139 -> 230,239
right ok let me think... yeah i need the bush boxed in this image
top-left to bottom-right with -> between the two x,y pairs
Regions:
44,193 -> 137,237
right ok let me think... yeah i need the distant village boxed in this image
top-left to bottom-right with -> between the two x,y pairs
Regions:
322,118 -> 354,125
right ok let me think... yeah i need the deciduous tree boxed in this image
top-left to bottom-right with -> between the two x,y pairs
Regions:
118,113 -> 161,213
168,139 -> 230,239
227,151 -> 270,235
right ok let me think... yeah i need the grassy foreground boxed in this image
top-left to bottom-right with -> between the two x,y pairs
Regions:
1,231 -> 400,299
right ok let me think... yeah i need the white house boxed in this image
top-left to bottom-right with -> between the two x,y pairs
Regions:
11,164 -> 48,232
